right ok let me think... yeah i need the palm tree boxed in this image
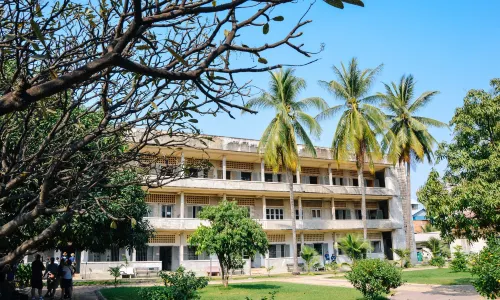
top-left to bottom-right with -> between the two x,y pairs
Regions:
244,68 -> 327,275
316,58 -> 386,239
393,248 -> 411,268
300,245 -> 319,274
379,74 -> 447,256
338,234 -> 372,261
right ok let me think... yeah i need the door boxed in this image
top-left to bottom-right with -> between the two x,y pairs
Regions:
159,247 -> 172,271
382,232 -> 393,260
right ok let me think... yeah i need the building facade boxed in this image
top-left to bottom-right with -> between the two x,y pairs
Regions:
73,135 -> 407,276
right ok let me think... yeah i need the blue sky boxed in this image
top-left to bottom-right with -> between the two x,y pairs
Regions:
197,0 -> 500,199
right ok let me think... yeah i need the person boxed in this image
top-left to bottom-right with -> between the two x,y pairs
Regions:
69,254 -> 75,265
59,260 -> 73,299
31,254 -> 45,300
61,253 -> 67,262
43,258 -> 59,298
55,257 -> 60,265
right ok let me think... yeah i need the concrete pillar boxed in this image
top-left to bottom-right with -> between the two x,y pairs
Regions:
223,193 -> 227,201
179,233 -> 184,265
222,155 -> 227,180
328,164 -> 333,186
300,232 -> 304,249
132,249 -> 137,262
265,251 -> 269,268
298,196 -> 303,220
180,152 -> 185,177
180,192 -> 185,218
296,169 -> 300,184
261,160 -> 265,182
262,196 -> 266,220
331,198 -> 336,220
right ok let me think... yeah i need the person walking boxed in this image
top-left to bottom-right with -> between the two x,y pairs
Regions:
59,260 -> 73,299
43,258 -> 59,298
31,254 -> 45,300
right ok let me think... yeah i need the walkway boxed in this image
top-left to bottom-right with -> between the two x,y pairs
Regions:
41,274 -> 482,300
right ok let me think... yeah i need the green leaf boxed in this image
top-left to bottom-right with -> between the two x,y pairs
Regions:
258,57 -> 268,64
324,0 -> 344,9
151,101 -> 158,110
110,220 -> 117,229
131,218 -> 137,228
212,0 -> 216,6
272,16 -> 284,21
30,19 -> 47,47
188,119 -> 198,123
36,3 -> 43,17
342,0 -> 364,7
263,23 -> 269,34
166,46 -> 188,67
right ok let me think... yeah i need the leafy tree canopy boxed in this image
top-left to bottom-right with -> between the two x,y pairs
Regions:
418,79 -> 499,242
189,200 -> 268,287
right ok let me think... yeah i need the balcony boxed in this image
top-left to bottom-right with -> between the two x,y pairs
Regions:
156,177 -> 395,197
146,217 -> 402,231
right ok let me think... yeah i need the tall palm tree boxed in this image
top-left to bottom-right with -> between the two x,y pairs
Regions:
244,68 -> 327,275
379,74 -> 447,258
316,58 -> 386,239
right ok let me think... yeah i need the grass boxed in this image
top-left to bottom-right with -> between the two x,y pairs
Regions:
401,268 -> 474,285
100,282 -> 366,300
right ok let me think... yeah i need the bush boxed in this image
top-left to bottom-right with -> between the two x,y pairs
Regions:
429,256 -> 445,268
470,239 -> 500,299
345,259 -> 403,300
139,266 -> 208,300
108,266 -> 122,287
450,245 -> 469,272
15,263 -> 31,288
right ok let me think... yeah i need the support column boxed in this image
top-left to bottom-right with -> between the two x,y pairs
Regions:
262,196 -> 266,220
222,156 -> 227,180
296,169 -> 300,184
132,249 -> 137,262
180,192 -> 185,219
300,232 -> 304,249
328,164 -> 333,186
298,196 -> 303,220
179,233 -> 184,265
223,193 -> 227,201
180,152 -> 185,177
261,160 -> 265,182
331,198 -> 336,220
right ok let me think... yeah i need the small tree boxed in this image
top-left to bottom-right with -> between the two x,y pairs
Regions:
189,200 -> 268,287
338,234 -> 372,261
108,266 -> 122,287
300,246 -> 319,274
393,249 -> 411,268
470,239 -> 500,299
450,246 -> 468,272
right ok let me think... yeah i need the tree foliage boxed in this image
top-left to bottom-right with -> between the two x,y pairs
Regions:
393,248 -> 411,268
189,200 -> 268,287
470,239 -> 500,299
337,234 -> 372,261
450,245 -> 468,272
418,79 -> 500,242
300,245 -> 319,273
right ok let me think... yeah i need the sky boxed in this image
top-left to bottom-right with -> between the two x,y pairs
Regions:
196,0 -> 500,200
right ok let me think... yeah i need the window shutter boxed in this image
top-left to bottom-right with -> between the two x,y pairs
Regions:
183,246 -> 189,260
187,207 -> 193,218
346,210 -> 351,219
376,209 -> 384,219
284,245 -> 290,257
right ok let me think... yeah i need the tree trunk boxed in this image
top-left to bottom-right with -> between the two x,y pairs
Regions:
221,265 -> 229,288
357,167 -> 367,240
287,169 -> 300,275
405,162 -> 416,262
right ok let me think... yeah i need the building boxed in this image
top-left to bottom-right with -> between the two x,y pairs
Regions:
412,206 -> 430,233
39,135 -> 409,276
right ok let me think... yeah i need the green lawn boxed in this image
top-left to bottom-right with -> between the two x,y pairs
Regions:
402,268 -> 474,285
100,282 -> 365,300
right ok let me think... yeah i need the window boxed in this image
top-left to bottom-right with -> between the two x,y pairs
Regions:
313,243 -> 323,255
110,246 -> 120,261
225,170 -> 231,180
277,174 -> 282,182
136,247 -> 154,261
353,178 -> 359,186
189,206 -> 203,218
368,209 -> 383,220
241,172 -> 252,181
293,175 -> 297,183
339,178 -> 344,186
309,176 -> 318,185
146,204 -> 156,217
295,209 -> 303,220
188,167 -> 199,178
371,241 -> 382,253
268,244 -> 290,258
312,209 -> 321,219
355,209 -> 362,220
184,246 -> 210,260
265,173 -> 274,182
89,252 -> 103,262
365,179 -> 374,187
266,208 -> 284,220
335,209 -> 351,220
411,204 -> 419,210
161,205 -> 173,218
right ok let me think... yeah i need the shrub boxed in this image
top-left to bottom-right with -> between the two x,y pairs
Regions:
393,248 -> 411,268
300,246 -> 319,273
450,245 -> 469,272
470,239 -> 500,299
345,259 -> 403,300
140,266 -> 209,300
325,262 -> 340,275
429,256 -> 445,268
15,263 -> 31,288
108,266 -> 122,287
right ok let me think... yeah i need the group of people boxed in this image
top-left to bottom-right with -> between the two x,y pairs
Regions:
31,252 -> 76,300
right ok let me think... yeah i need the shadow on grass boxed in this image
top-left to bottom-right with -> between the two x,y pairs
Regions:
222,284 -> 282,290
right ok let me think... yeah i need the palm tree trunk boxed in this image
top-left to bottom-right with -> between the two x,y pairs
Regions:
357,167 -> 367,240
406,161 -> 416,261
286,168 -> 300,275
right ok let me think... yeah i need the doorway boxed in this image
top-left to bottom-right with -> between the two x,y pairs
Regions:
159,247 -> 172,271
382,232 -> 393,260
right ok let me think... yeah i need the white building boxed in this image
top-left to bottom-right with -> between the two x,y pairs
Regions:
38,135 -> 409,277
